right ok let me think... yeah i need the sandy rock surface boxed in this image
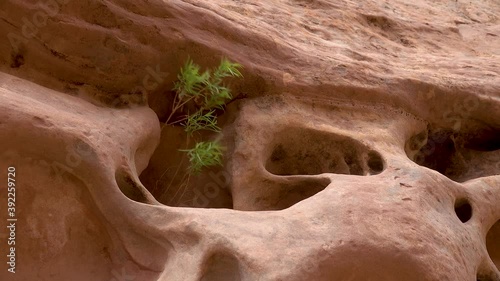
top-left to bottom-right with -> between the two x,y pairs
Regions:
0,0 -> 499,280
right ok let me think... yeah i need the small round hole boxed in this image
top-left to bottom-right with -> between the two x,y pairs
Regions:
454,199 -> 472,223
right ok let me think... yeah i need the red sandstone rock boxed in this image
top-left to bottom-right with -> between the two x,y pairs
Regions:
0,0 -> 499,280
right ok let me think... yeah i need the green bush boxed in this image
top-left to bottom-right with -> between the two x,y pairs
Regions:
167,57 -> 242,174
180,141 -> 224,175
183,109 -> 220,136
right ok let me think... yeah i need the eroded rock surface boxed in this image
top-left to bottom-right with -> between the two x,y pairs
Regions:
0,0 -> 499,280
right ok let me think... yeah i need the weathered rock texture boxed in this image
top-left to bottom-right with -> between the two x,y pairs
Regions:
0,0 -> 499,280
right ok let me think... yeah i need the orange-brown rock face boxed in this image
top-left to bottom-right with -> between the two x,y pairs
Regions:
0,0 -> 499,281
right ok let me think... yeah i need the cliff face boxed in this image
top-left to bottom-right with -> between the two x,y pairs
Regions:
0,0 -> 499,280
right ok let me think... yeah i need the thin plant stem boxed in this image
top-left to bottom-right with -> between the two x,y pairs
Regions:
165,95 -> 195,125
159,57 -> 242,194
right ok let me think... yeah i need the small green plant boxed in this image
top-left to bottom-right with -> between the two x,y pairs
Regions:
183,109 -> 220,136
165,57 -> 242,174
166,57 -> 242,125
180,141 -> 224,174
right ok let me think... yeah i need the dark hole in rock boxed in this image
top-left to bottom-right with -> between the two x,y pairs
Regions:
477,275 -> 498,281
454,199 -> 472,223
270,144 -> 287,162
367,150 -> 384,173
266,127 -> 384,176
139,126 -> 233,208
116,169 -> 150,203
406,126 -> 500,182
255,177 -> 332,211
463,129 -> 500,151
10,53 -> 24,68
201,253 -> 241,281
486,220 -> 500,271
414,129 -> 456,174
